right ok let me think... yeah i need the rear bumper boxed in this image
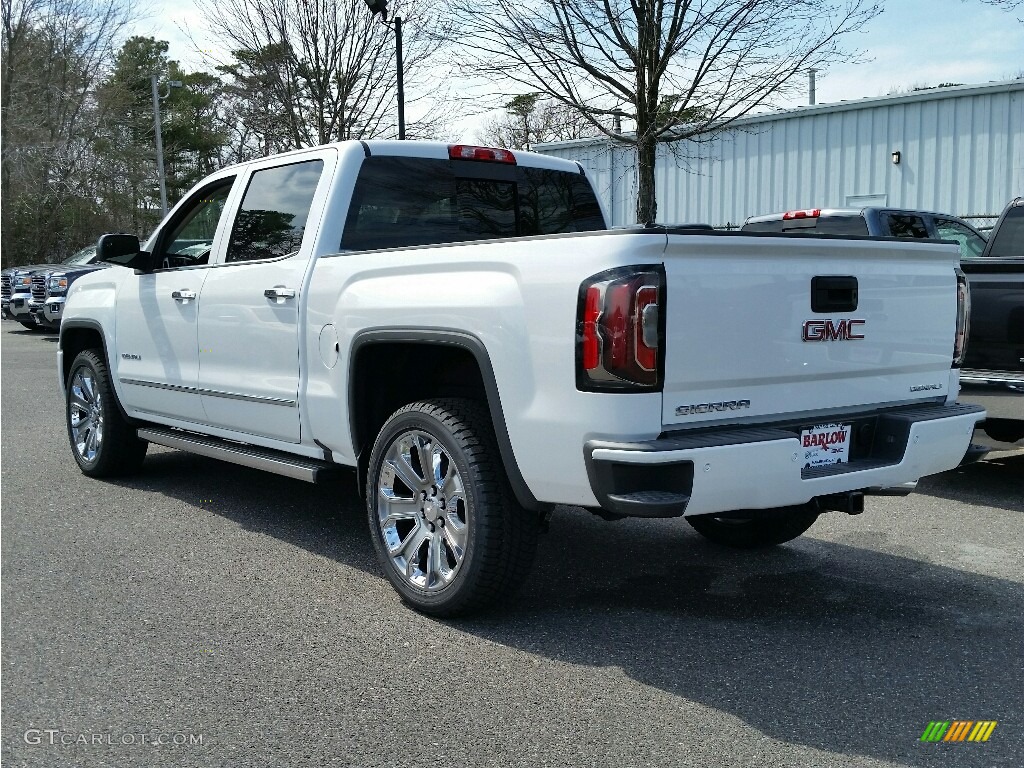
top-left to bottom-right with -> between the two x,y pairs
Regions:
959,372 -> 1024,423
586,403 -> 985,518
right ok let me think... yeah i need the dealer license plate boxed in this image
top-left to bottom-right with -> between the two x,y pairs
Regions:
800,423 -> 852,468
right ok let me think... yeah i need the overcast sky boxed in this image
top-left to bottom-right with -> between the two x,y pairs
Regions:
137,0 -> 1024,142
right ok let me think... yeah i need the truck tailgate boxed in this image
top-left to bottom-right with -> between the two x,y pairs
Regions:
661,234 -> 959,429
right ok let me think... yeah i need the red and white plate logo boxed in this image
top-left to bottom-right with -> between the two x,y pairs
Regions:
800,423 -> 852,468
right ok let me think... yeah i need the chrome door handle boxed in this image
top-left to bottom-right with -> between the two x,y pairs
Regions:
171,289 -> 197,302
264,287 -> 296,301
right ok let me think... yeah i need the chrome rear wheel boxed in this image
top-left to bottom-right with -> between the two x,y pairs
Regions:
377,429 -> 470,592
366,399 -> 539,617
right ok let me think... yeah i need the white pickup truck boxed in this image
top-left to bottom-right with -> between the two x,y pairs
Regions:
59,141 -> 983,615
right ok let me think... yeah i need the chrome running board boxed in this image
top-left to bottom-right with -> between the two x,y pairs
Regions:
137,427 -> 339,484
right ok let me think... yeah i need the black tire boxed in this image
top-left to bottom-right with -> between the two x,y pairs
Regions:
366,398 -> 539,617
19,321 -> 38,331
982,420 -> 1023,444
66,349 -> 147,477
686,503 -> 820,549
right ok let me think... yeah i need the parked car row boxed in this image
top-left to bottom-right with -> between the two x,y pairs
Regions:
1,246 -> 106,331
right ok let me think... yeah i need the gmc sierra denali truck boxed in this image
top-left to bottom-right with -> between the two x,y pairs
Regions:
959,196 -> 1024,443
58,141 -> 983,616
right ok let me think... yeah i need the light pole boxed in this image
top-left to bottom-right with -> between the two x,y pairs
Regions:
363,0 -> 405,140
150,75 -> 183,216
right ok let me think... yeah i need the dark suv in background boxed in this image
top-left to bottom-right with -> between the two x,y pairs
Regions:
742,207 -> 987,261
959,197 -> 1024,444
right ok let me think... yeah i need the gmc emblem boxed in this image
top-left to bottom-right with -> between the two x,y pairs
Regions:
802,319 -> 865,342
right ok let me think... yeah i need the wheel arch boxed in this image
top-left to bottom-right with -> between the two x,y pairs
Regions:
348,329 -> 547,511
59,320 -> 108,392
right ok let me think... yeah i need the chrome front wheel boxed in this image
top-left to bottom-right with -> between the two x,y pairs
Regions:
65,349 -> 147,477
69,368 -> 104,463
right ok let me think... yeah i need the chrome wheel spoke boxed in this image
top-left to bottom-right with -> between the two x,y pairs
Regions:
379,493 -> 420,523
71,375 -> 92,406
430,445 -> 447,488
80,373 -> 95,402
72,418 -> 92,448
426,533 -> 449,587
442,524 -> 466,562
391,446 -> 426,493
397,520 -> 428,559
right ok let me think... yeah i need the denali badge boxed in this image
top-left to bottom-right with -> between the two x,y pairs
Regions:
121,353 -> 142,361
676,399 -> 750,416
910,383 -> 943,392
802,319 -> 865,341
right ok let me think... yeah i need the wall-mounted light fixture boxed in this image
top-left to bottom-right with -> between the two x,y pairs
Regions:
891,150 -> 901,165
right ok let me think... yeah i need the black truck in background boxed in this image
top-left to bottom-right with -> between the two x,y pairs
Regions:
960,197 -> 1024,444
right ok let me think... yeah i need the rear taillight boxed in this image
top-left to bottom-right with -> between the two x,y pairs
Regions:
577,267 -> 663,390
953,267 -> 970,367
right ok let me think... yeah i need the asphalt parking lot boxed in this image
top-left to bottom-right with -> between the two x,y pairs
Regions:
2,323 -> 1022,768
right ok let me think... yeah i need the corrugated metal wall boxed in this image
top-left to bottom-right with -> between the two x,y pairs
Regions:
539,80 -> 1024,228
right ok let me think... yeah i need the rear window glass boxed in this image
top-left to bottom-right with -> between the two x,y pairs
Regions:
742,215 -> 869,236
986,205 -> 1024,258
341,157 -> 605,251
884,213 -> 929,239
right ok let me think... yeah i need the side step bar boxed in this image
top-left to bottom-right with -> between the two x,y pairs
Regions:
137,427 -> 341,484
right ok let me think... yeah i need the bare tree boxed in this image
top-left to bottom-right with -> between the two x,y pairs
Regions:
478,93 -> 597,150
450,0 -> 878,223
1,0 -> 135,265
195,0 -> 448,150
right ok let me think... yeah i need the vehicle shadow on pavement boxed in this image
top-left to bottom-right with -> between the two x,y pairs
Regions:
914,453 -> 1024,514
109,448 -> 379,573
110,449 -> 1022,766
483,517 -> 1024,766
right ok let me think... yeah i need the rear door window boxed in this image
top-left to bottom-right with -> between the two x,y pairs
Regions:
935,218 -> 986,259
225,160 -> 324,263
341,157 -> 604,251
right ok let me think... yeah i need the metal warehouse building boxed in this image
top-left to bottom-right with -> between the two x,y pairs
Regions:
538,79 -> 1024,229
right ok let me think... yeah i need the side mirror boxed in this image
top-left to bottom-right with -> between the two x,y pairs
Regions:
96,233 -> 155,272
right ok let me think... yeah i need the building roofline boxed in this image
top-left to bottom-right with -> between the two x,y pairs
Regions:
536,78 -> 1024,152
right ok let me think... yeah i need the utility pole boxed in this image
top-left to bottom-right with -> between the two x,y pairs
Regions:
150,76 -> 183,217
364,0 -> 405,140
395,15 -> 405,140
